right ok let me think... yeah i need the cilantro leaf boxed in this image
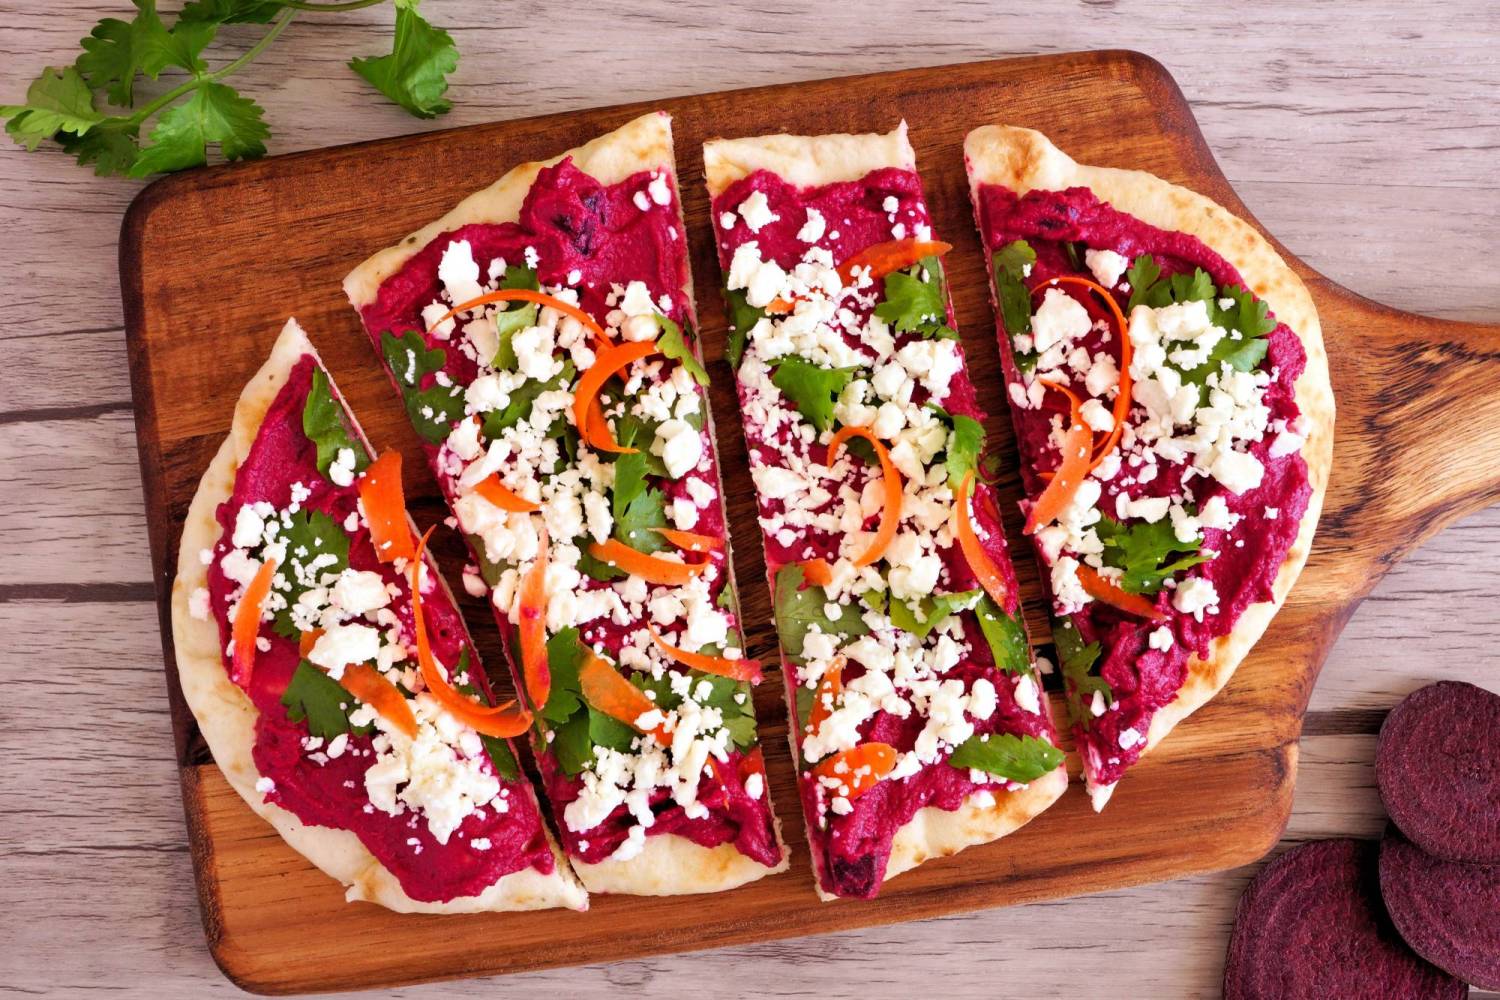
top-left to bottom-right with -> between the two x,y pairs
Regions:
270,509 -> 351,638
349,4 -> 458,120
888,589 -> 981,639
77,1 -> 213,108
992,240 -> 1037,368
722,285 -> 763,371
281,660 -> 368,740
302,367 -> 369,481
874,256 -> 955,338
1124,257 -> 1275,384
613,481 -> 668,555
1124,255 -> 1162,313
381,329 -> 470,443
57,117 -> 140,176
491,303 -> 539,370
948,732 -> 1063,784
773,564 -> 869,661
929,406 -> 984,488
973,596 -> 1030,674
633,670 -> 758,750
178,0 -> 284,23
652,314 -> 710,387
2,66 -> 104,152
551,712 -> 594,775
128,81 -> 268,177
480,734 -> 520,781
770,356 -> 856,434
480,360 -> 575,441
577,543 -> 626,581
1053,616 -> 1111,727
539,627 -> 585,724
1095,513 -> 1211,595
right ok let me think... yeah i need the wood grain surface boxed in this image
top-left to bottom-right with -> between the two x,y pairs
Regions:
3,2 -> 1498,998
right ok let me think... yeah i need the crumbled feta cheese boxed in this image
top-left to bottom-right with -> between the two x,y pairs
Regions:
1084,248 -> 1128,289
737,190 -> 777,232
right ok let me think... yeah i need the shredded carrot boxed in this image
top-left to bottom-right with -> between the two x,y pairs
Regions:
230,557 -> 278,686
812,742 -> 898,800
1023,380 -> 1094,535
409,526 -> 533,737
737,745 -> 766,785
473,473 -> 540,513
572,339 -> 658,453
764,296 -> 797,315
357,450 -> 416,563
1075,564 -> 1166,621
827,425 -> 903,566
429,288 -> 611,348
647,624 -> 762,684
836,238 -> 953,285
804,656 -> 845,737
298,628 -> 324,659
337,663 -> 418,739
517,527 -> 551,710
578,651 -> 671,745
797,557 -> 834,587
953,472 -> 1011,611
1031,275 -> 1132,468
650,527 -> 722,553
586,538 -> 707,586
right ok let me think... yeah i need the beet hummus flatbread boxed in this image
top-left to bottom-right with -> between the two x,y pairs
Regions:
171,319 -> 585,913
344,113 -> 788,895
964,125 -> 1334,809
704,125 -> 1067,900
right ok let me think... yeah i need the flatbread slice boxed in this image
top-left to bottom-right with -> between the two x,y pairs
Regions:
171,318 -> 586,912
344,113 -> 788,895
704,124 -> 1067,900
964,125 -> 1334,809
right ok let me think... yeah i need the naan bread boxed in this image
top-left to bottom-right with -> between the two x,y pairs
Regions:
705,124 -> 1069,900
170,318 -> 587,913
964,125 -> 1335,808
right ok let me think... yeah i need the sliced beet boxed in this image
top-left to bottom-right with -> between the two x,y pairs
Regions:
1381,824 -> 1500,990
1224,839 -> 1465,1000
1376,680 -> 1500,863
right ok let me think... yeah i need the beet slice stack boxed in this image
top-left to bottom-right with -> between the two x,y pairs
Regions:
1380,825 -> 1500,991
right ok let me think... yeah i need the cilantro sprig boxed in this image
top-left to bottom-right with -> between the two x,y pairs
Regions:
2,0 -> 459,178
1124,255 -> 1276,384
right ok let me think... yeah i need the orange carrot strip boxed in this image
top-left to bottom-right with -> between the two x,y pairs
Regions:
410,526 -> 533,737
1023,380 -> 1094,535
571,339 -> 658,454
953,472 -> 1011,610
231,557 -> 278,686
650,527 -> 722,553
836,238 -> 953,285
357,451 -> 416,563
472,474 -> 540,513
804,656 -> 845,737
812,742 -> 898,800
764,296 -> 797,315
429,289 -> 612,348
827,425 -> 903,566
298,628 -> 324,659
337,663 -> 418,739
647,624 -> 762,684
1031,276 -> 1132,469
1075,564 -> 1166,621
578,651 -> 671,745
797,557 -> 834,587
517,527 -> 551,711
585,538 -> 707,586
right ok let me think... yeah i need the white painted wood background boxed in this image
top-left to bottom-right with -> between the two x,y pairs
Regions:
2,1 -> 1497,996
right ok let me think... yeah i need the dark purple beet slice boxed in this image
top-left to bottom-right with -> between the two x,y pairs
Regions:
1381,824 -> 1500,990
1224,839 -> 1465,1000
1377,680 -> 1500,863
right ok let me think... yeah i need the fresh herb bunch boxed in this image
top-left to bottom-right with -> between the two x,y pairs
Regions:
1,0 -> 458,178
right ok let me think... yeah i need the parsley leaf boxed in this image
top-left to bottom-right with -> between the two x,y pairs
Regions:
349,4 -> 458,120
539,627 -> 586,723
480,734 -> 520,781
381,329 -> 467,444
992,240 -> 1037,370
1124,255 -> 1163,313
770,356 -> 856,434
128,81 -> 268,177
722,285 -> 763,371
1053,616 -> 1111,728
270,509 -> 351,638
302,367 -> 369,481
949,732 -> 1063,784
888,589 -> 981,639
973,596 -> 1030,674
2,66 -> 104,151
481,359 -> 575,441
930,404 -> 985,488
634,670 -> 758,750
1095,514 -> 1211,595
651,314 -> 710,387
613,480 -> 668,554
491,303 -> 539,370
1123,257 -> 1275,385
874,256 -> 956,338
773,564 -> 869,661
281,660 -> 369,740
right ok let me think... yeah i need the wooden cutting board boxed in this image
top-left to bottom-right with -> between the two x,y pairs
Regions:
120,50 -> 1500,994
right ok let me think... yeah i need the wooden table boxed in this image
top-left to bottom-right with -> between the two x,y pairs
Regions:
1,2 -> 1496,996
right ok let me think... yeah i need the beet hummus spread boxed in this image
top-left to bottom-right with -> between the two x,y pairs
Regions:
197,355 -> 555,903
353,158 -> 781,870
710,165 -> 1063,898
973,184 -> 1312,798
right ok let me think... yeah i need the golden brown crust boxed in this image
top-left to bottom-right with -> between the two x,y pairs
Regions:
170,319 -> 586,913
963,125 -> 1335,800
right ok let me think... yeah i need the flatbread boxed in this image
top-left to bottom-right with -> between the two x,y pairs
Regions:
964,125 -> 1335,807
344,114 -> 789,896
170,318 -> 587,913
705,124 -> 1069,899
